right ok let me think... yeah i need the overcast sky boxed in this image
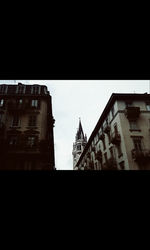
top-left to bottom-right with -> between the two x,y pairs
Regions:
1,80 -> 149,170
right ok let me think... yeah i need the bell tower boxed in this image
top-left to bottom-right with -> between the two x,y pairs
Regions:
72,118 -> 87,169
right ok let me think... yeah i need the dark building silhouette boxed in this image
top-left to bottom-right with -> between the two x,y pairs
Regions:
0,83 -> 55,170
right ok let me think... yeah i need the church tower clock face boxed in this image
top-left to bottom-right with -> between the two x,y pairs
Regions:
72,118 -> 87,169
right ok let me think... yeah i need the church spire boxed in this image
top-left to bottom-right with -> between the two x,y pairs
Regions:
76,118 -> 84,140
73,118 -> 87,169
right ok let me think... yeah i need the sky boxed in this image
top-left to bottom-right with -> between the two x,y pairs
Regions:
1,80 -> 149,170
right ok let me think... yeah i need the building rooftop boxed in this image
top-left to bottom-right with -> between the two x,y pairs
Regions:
0,82 -> 50,96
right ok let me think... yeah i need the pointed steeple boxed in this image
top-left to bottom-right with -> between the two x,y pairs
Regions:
76,118 -> 84,140
73,118 -> 87,169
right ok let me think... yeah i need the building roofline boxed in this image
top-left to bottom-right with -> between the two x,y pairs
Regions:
75,93 -> 150,167
0,83 -> 48,87
0,83 -> 50,96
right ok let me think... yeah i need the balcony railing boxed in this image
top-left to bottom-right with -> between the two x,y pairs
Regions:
102,157 -> 117,170
95,150 -> 102,161
88,161 -> 95,170
110,132 -> 121,145
84,165 -> 88,170
131,149 -> 150,162
103,123 -> 111,134
7,103 -> 27,113
5,139 -> 51,154
87,152 -> 91,159
6,143 -> 39,152
91,146 -> 95,152
125,107 -> 140,120
99,132 -> 105,140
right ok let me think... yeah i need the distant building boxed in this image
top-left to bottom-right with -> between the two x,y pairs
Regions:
0,82 -> 55,170
72,119 -> 87,169
75,93 -> 150,170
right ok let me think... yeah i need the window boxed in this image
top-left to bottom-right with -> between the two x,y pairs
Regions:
126,101 -> 133,107
0,85 -> 6,94
129,120 -> 138,130
117,144 -> 122,157
0,99 -> 4,107
27,136 -> 36,147
31,86 -> 39,95
111,106 -> 114,118
95,136 -> 97,144
18,85 -> 24,94
18,99 -> 23,104
77,144 -> 81,150
104,152 -> 107,163
9,136 -> 18,145
28,115 -> 37,127
31,99 -> 38,108
44,87 -> 47,94
106,117 -> 108,125
146,103 -> 150,111
114,123 -> 118,134
132,137 -> 143,151
102,138 -> 106,150
12,116 -> 20,127
109,147 -> 114,158
108,133 -> 111,144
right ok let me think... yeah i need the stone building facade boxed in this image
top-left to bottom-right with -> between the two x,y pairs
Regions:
75,93 -> 150,170
0,82 -> 55,170
72,119 -> 87,169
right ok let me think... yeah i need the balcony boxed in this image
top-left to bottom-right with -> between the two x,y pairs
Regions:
6,143 -> 39,153
95,150 -> 102,162
5,136 -> 40,153
99,132 -> 105,140
125,107 -> 140,120
7,103 -> 27,114
131,149 -> 150,163
91,146 -> 95,152
102,157 -> 118,170
84,165 -> 88,170
6,139 -> 51,154
24,144 -> 39,152
80,165 -> 84,170
87,152 -> 91,159
103,123 -> 111,134
88,161 -> 95,170
110,132 -> 121,145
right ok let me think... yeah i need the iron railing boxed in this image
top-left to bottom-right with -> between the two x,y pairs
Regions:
110,132 -> 121,145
